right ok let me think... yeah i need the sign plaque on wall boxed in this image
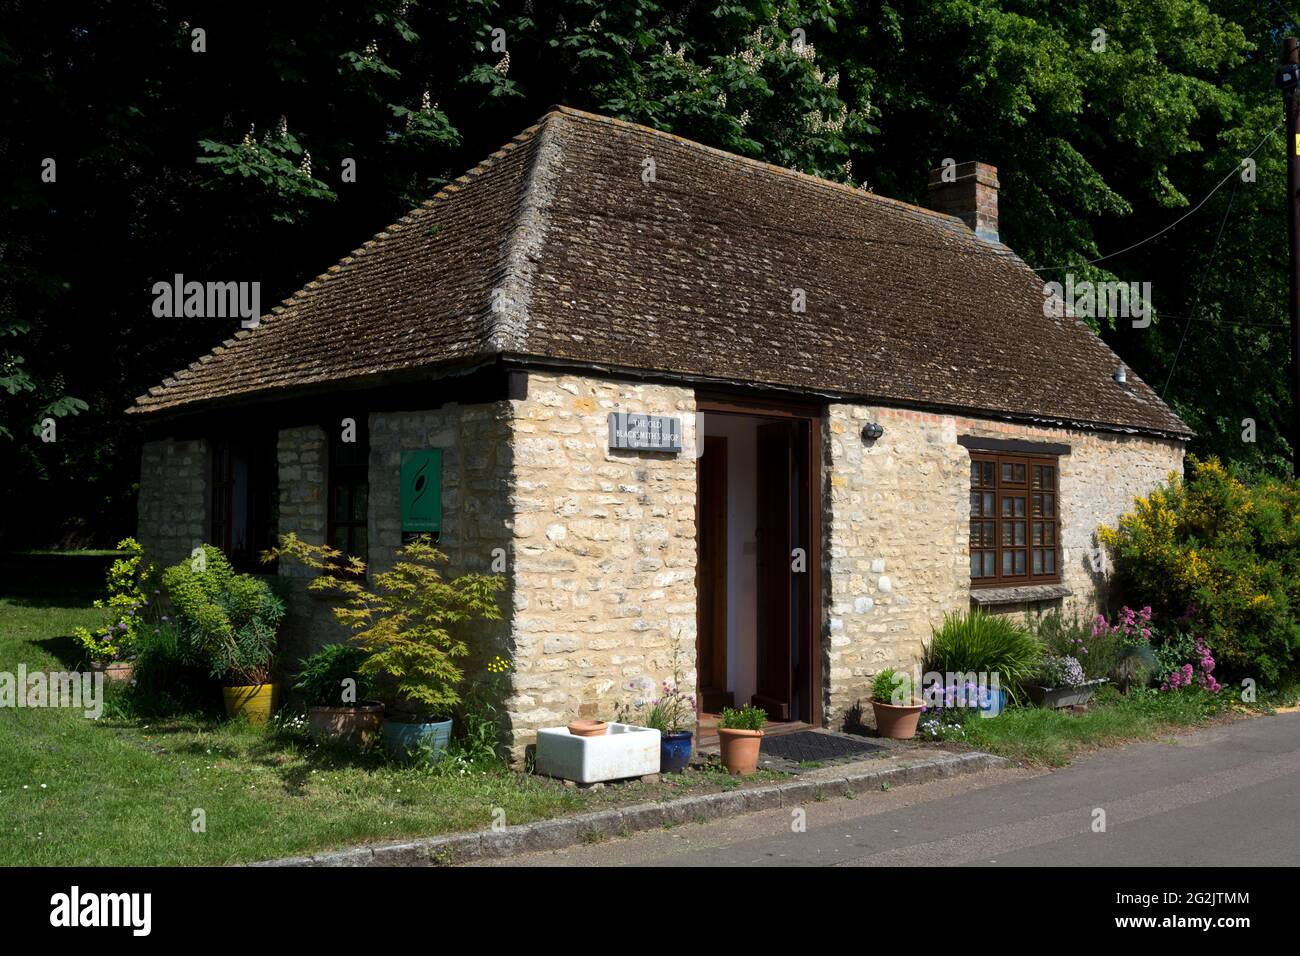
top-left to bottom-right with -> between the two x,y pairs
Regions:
400,449 -> 442,534
607,412 -> 682,453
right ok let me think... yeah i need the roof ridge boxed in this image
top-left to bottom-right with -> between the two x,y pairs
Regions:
483,111 -> 565,354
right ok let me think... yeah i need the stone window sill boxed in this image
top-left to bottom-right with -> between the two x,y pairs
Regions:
969,583 -> 1072,606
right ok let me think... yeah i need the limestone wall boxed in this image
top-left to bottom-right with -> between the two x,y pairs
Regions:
138,381 -> 1184,758
137,438 -> 209,568
367,405 -> 513,580
366,405 -> 515,689
505,373 -> 698,760
823,404 -> 1184,729
275,409 -> 516,682
274,425 -> 345,672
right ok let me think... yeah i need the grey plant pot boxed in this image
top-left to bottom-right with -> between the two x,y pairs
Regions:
1030,678 -> 1108,709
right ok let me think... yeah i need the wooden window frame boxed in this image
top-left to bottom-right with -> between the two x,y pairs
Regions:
327,422 -> 370,565
969,451 -> 1061,588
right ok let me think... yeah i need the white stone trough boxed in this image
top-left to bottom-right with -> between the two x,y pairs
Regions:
534,723 -> 661,784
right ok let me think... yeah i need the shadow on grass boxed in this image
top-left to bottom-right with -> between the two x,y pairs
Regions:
103,698 -> 402,796
29,633 -> 86,670
0,552 -> 119,604
0,585 -> 101,609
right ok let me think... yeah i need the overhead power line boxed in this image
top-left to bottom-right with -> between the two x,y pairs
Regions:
1158,312 -> 1289,329
1033,124 -> 1281,273
1162,179 -> 1241,398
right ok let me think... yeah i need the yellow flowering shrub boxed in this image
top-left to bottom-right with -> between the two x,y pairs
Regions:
1102,456 -> 1300,683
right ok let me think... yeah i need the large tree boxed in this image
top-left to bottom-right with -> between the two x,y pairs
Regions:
1,0 -> 1293,546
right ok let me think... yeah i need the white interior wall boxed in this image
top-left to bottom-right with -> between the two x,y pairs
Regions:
703,414 -> 766,708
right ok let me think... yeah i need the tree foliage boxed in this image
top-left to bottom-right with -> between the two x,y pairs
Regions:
265,533 -> 505,718
2,1 -> 1296,544
1100,456 -> 1300,682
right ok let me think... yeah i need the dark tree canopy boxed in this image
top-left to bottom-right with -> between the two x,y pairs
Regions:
1,0 -> 1293,546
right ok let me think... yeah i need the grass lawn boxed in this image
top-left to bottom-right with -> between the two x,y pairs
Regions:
928,683 -> 1298,767
7,579 -> 1293,864
0,586 -> 781,866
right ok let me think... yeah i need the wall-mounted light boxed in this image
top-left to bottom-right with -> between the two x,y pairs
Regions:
862,422 -> 884,442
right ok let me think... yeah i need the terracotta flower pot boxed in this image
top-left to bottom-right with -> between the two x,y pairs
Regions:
872,700 -> 924,739
567,719 -> 608,737
90,660 -> 135,684
308,702 -> 385,748
717,727 -> 764,775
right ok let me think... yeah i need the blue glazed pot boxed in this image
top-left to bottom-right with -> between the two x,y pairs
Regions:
383,717 -> 453,763
979,688 -> 1009,717
660,731 -> 693,773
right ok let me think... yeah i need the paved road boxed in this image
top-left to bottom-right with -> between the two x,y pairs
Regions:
476,713 -> 1300,866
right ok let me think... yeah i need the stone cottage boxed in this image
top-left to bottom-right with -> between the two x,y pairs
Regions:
130,106 -> 1189,758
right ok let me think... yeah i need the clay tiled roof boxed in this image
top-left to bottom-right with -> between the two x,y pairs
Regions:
131,106 -> 1190,439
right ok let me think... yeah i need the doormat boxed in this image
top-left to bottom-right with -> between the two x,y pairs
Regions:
759,731 -> 886,763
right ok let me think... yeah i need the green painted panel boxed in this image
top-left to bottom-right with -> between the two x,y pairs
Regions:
400,449 -> 442,533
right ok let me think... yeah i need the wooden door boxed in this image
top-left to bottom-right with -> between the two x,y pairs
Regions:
696,436 -> 731,712
754,421 -> 793,719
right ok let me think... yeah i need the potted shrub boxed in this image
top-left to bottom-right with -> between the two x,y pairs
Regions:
72,538 -> 159,683
295,643 -> 383,747
717,704 -> 766,775
162,545 -> 285,724
264,533 -> 503,764
870,667 -> 925,738
642,655 -> 696,773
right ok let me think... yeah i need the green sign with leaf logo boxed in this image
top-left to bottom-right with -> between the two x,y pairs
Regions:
400,449 -> 442,533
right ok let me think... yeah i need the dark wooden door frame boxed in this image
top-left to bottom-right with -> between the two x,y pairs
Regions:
695,394 -> 824,728
696,435 -> 732,712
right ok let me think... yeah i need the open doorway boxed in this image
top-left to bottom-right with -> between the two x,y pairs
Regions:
696,397 -> 822,733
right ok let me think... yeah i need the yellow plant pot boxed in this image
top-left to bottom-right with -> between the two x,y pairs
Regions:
222,683 -> 279,725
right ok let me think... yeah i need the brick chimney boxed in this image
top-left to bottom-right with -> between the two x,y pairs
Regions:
927,161 -> 999,243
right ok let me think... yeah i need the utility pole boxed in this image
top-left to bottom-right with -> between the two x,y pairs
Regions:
1281,38 -> 1300,477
